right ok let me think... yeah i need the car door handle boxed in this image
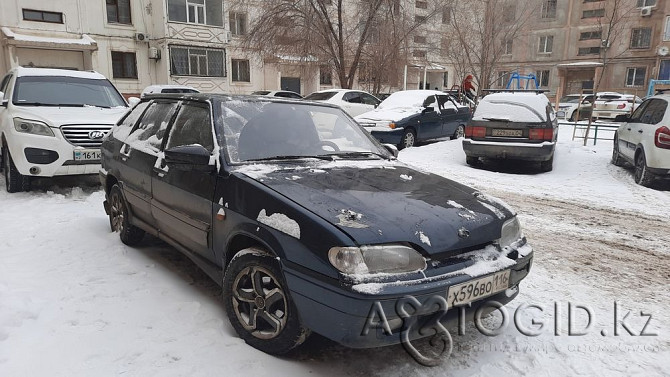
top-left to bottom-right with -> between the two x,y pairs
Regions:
626,128 -> 631,131
638,130 -> 643,133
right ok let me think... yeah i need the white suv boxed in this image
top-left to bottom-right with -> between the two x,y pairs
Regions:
612,93 -> 670,187
0,67 -> 128,192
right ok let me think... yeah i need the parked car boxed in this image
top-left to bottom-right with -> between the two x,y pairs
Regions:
141,85 -> 199,97
0,67 -> 129,192
100,93 -> 533,354
463,91 -> 558,172
611,93 -> 670,187
592,92 -> 642,120
355,90 -> 471,149
304,89 -> 380,117
252,90 -> 303,99
555,94 -> 593,121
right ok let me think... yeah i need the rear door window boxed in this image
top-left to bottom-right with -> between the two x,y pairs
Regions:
166,103 -> 214,152
360,93 -> 379,106
126,101 -> 179,154
638,99 -> 668,125
343,92 -> 362,103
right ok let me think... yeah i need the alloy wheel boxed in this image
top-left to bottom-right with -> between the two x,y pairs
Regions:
109,192 -> 125,233
232,266 -> 288,340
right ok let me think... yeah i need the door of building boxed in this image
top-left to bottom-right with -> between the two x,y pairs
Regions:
281,77 -> 301,94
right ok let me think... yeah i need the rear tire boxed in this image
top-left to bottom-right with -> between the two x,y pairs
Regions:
3,146 -> 31,193
634,151 -> 654,187
451,125 -> 465,140
108,184 -> 145,245
539,156 -> 554,172
223,250 -> 310,355
398,128 -> 416,150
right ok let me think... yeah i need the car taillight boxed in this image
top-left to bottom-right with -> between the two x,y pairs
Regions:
529,128 -> 554,141
617,103 -> 626,109
465,126 -> 486,138
655,126 -> 670,149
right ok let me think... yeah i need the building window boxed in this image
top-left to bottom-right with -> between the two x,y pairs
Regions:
443,71 -> 449,87
170,46 -> 225,77
578,46 -> 601,55
665,16 -> 670,41
539,36 -> 553,53
630,28 -> 652,49
167,0 -> 223,27
231,59 -> 250,82
442,6 -> 452,24
412,50 -> 427,58
111,52 -> 137,79
229,12 -> 247,36
22,9 -> 63,23
415,15 -> 426,23
626,67 -> 646,87
106,0 -> 131,25
579,30 -> 602,40
503,39 -> 513,55
414,35 -> 427,44
320,65 -> 332,85
636,0 -> 657,7
582,9 -> 605,18
537,70 -> 550,87
541,0 -> 557,19
415,1 -> 428,9
503,5 -> 516,23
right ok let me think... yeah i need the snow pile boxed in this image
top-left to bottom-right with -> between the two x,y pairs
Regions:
400,174 -> 413,181
256,209 -> 301,239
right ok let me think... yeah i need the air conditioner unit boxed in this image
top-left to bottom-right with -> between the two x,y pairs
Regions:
640,6 -> 652,16
224,31 -> 232,43
148,46 -> 161,60
658,46 -> 670,56
601,39 -> 610,48
135,33 -> 150,42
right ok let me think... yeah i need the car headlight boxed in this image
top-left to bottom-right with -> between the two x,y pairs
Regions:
328,244 -> 426,275
14,118 -> 55,137
376,121 -> 396,129
499,217 -> 523,248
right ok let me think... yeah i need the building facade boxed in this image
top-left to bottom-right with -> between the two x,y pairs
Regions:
495,0 -> 670,99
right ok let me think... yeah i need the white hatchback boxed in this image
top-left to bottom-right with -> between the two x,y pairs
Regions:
612,94 -> 670,187
304,89 -> 381,117
0,67 -> 129,192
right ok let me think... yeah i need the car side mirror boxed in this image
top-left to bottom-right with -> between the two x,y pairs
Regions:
423,106 -> 435,113
614,114 -> 630,123
127,97 -> 140,107
382,143 -> 399,158
164,145 -> 214,172
0,99 -> 7,108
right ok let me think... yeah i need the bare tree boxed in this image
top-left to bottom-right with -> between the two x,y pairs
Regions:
230,0 -> 441,89
582,0 -> 637,146
446,0 -> 539,94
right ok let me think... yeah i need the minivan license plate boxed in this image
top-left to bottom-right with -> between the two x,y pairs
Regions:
447,270 -> 510,308
74,149 -> 101,161
492,129 -> 523,137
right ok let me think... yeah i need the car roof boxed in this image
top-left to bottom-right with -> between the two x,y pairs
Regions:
141,93 -> 341,109
13,66 -> 107,80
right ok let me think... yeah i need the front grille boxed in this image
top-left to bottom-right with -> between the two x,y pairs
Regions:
61,125 -> 113,148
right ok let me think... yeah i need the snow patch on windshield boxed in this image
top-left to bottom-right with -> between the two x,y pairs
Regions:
447,200 -> 464,209
400,174 -> 413,181
256,210 -> 300,239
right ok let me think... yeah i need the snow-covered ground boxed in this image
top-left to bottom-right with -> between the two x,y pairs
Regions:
1,124 -> 668,376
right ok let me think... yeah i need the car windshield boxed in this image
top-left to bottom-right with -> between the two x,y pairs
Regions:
304,92 -> 337,101
13,76 -> 127,107
218,100 -> 389,163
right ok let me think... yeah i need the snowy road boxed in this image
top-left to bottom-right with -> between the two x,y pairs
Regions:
1,126 -> 669,376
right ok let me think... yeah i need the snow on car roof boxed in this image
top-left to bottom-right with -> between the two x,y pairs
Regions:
474,92 -> 552,123
378,90 -> 445,109
15,67 -> 107,80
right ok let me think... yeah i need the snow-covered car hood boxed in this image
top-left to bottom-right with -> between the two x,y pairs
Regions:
238,161 -> 513,256
9,105 -> 129,127
355,107 -> 422,123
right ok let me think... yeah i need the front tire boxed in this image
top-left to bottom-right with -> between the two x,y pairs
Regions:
634,151 -> 654,187
3,146 -> 31,193
223,249 -> 310,355
398,128 -> 416,150
611,138 -> 624,167
108,184 -> 145,245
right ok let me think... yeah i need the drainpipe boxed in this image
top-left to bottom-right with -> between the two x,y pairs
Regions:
403,64 -> 408,90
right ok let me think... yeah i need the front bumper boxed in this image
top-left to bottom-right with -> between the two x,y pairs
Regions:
463,139 -> 555,162
283,250 -> 533,348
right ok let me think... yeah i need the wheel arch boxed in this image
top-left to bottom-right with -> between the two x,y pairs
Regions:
224,232 -> 279,269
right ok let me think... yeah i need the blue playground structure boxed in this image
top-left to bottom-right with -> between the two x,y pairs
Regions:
505,72 -> 540,90
647,79 -> 670,97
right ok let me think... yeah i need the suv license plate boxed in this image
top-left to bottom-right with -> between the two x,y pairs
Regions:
492,129 -> 523,137
74,149 -> 101,161
447,270 -> 511,308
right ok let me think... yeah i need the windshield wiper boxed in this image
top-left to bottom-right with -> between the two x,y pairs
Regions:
328,151 -> 389,160
245,155 -> 335,162
83,104 -> 112,109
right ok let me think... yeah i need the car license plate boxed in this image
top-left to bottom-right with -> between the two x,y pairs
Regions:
492,129 -> 523,137
73,149 -> 101,161
447,270 -> 510,308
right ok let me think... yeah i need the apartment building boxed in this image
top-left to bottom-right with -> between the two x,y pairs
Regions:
496,0 -> 670,99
